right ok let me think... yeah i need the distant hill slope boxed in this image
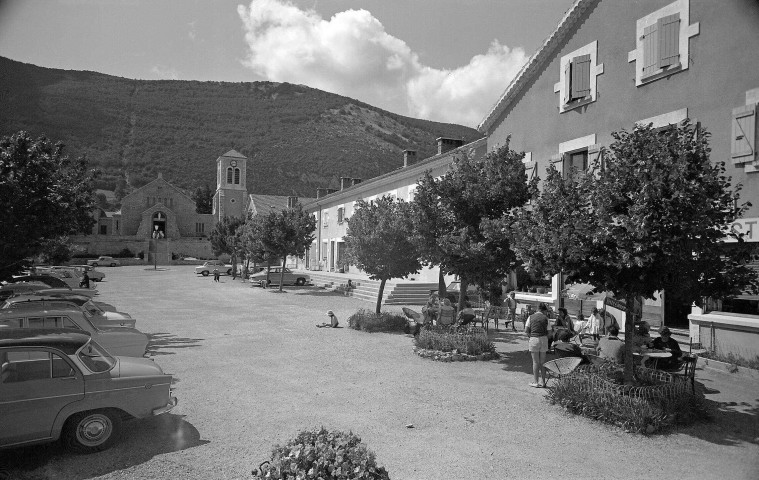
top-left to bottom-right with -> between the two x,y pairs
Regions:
0,56 -> 481,198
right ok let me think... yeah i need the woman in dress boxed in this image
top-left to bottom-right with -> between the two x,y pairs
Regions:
524,303 -> 550,388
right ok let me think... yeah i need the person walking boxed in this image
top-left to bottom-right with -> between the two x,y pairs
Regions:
504,291 -> 518,331
524,303 -> 550,388
213,267 -> 220,282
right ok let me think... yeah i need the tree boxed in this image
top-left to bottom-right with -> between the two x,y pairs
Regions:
209,215 -> 247,274
192,184 -> 214,214
253,205 -> 316,292
510,121 -> 758,382
411,140 -> 533,310
0,131 -> 97,280
345,197 -> 421,313
39,236 -> 74,265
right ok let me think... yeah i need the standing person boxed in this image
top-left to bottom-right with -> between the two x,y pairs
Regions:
524,303 -> 550,388
587,307 -> 602,341
504,291 -> 518,331
242,265 -> 249,283
213,267 -> 220,282
599,309 -> 619,336
79,271 -> 90,289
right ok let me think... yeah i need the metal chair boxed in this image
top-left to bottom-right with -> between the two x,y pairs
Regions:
543,357 -> 584,384
672,354 -> 698,394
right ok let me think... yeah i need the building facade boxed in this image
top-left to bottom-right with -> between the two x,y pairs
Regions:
299,137 -> 487,283
478,0 -> 759,331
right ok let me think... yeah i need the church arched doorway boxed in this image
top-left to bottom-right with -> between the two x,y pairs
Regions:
152,211 -> 167,238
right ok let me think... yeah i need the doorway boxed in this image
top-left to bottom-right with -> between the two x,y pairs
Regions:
152,211 -> 166,238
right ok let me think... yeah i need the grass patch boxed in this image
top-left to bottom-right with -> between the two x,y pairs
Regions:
414,326 -> 495,356
546,364 -> 709,434
699,350 -> 759,371
347,308 -> 407,333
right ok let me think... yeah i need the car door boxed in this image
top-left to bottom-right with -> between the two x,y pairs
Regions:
282,268 -> 295,284
0,348 -> 84,446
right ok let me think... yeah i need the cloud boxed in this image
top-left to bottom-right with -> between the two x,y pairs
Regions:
237,0 -> 527,127
150,65 -> 180,80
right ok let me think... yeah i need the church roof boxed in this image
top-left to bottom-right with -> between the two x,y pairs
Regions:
248,194 -> 315,215
220,149 -> 247,159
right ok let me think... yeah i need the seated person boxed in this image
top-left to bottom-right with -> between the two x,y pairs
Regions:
456,301 -> 476,326
596,325 -> 624,364
632,322 -> 653,352
651,327 -> 683,370
553,330 -> 587,363
316,311 -> 340,328
437,299 -> 456,326
422,293 -> 440,324
549,307 -> 574,348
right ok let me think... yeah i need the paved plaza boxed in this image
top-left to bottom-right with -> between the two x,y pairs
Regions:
2,266 -> 758,479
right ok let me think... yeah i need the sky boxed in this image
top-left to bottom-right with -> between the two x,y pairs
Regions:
0,0 -> 575,128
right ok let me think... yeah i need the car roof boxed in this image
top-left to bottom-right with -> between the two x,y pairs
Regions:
10,275 -> 70,288
0,328 -> 91,354
0,305 -> 85,317
4,296 -> 88,306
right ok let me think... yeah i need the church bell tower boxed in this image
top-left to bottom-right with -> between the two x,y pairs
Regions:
213,150 -> 248,221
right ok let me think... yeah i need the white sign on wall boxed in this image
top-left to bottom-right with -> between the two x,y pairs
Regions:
725,218 -> 759,242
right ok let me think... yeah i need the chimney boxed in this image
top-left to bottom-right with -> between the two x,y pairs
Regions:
437,137 -> 465,155
339,177 -> 353,190
351,178 -> 362,185
316,188 -> 339,198
287,196 -> 298,208
403,150 -> 417,167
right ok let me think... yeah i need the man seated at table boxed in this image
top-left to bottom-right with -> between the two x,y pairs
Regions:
553,330 -> 588,363
597,325 -> 624,364
651,327 -> 683,371
456,301 -> 477,327
422,292 -> 440,324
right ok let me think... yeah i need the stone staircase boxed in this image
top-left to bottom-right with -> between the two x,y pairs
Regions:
306,271 -> 436,305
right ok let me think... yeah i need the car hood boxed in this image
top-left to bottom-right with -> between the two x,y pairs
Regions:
104,311 -> 132,320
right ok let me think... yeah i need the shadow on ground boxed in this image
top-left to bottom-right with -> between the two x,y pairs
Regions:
146,332 -> 204,356
495,349 -> 533,373
0,414 -> 208,480
292,289 -> 349,298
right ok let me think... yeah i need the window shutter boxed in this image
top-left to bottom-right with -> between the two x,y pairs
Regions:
732,105 -> 756,163
642,22 -> 659,77
337,207 -> 344,223
657,14 -> 680,69
563,60 -> 572,104
571,54 -> 591,99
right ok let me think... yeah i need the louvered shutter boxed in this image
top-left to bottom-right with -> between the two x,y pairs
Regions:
563,61 -> 572,104
587,144 -> 604,170
571,54 -> 591,99
337,207 -> 344,223
732,105 -> 756,163
642,22 -> 659,77
657,14 -> 680,69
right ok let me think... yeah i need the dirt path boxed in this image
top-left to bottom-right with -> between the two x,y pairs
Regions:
3,266 -> 758,480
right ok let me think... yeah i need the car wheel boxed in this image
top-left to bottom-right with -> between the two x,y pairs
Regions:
201,271 -> 209,276
110,263 -> 117,267
295,278 -> 306,286
227,269 -> 232,275
92,263 -> 98,267
62,410 -> 122,453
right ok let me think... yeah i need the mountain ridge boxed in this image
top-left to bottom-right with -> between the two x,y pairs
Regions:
0,56 -> 481,199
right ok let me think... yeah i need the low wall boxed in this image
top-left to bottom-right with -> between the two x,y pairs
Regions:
689,308 -> 759,359
70,235 -> 214,259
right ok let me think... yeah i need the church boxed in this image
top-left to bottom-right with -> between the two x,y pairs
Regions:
73,150 -> 311,262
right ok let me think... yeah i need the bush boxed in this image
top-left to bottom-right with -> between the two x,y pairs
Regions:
252,427 -> 390,480
546,365 -> 709,434
414,326 -> 496,355
347,309 -> 407,333
115,248 -> 133,258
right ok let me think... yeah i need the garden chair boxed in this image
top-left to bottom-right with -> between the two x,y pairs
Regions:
671,354 -> 698,394
543,356 -> 583,384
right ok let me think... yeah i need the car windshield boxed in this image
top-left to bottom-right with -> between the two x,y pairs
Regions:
83,300 -> 104,315
77,340 -> 116,373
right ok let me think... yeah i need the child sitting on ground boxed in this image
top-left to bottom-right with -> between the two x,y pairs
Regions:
316,310 -> 340,328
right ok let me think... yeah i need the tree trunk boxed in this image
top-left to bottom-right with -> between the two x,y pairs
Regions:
376,278 -> 387,314
279,255 -> 286,292
438,269 -> 446,297
458,278 -> 468,312
624,294 -> 635,384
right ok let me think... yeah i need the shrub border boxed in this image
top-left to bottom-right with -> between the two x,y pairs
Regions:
413,346 -> 499,362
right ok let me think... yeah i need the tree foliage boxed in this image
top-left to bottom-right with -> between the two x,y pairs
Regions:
345,197 -> 421,313
191,184 -> 214,214
249,205 -> 316,291
411,140 -> 533,309
0,131 -> 97,280
209,215 -> 246,257
509,121 -> 758,382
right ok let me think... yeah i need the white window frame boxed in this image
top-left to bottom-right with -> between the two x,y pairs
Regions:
554,41 -> 604,113
555,134 -> 597,176
636,108 -> 688,130
407,185 -> 418,202
627,0 -> 699,87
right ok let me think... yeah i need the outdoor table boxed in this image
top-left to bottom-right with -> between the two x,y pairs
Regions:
633,350 -> 672,369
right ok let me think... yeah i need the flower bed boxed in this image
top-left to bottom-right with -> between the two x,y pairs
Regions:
547,363 -> 707,433
413,326 -> 498,362
413,346 -> 499,362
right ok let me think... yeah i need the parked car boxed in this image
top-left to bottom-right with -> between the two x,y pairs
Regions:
6,276 -> 96,297
87,256 -> 121,267
57,265 -> 105,282
248,266 -> 311,286
0,282 -> 96,300
194,260 -> 233,276
0,306 -> 148,357
0,329 -> 177,452
1,296 -> 135,328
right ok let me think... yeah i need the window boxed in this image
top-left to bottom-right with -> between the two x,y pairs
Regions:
195,222 -> 205,233
407,185 -> 417,202
567,151 -> 588,179
337,207 -> 345,224
226,167 -> 233,184
234,168 -> 241,185
115,220 -> 119,232
99,225 -> 107,235
628,0 -> 699,86
554,41 -> 603,113
522,152 -> 535,185
322,211 -> 329,228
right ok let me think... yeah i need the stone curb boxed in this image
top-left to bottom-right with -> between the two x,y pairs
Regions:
413,347 -> 500,362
